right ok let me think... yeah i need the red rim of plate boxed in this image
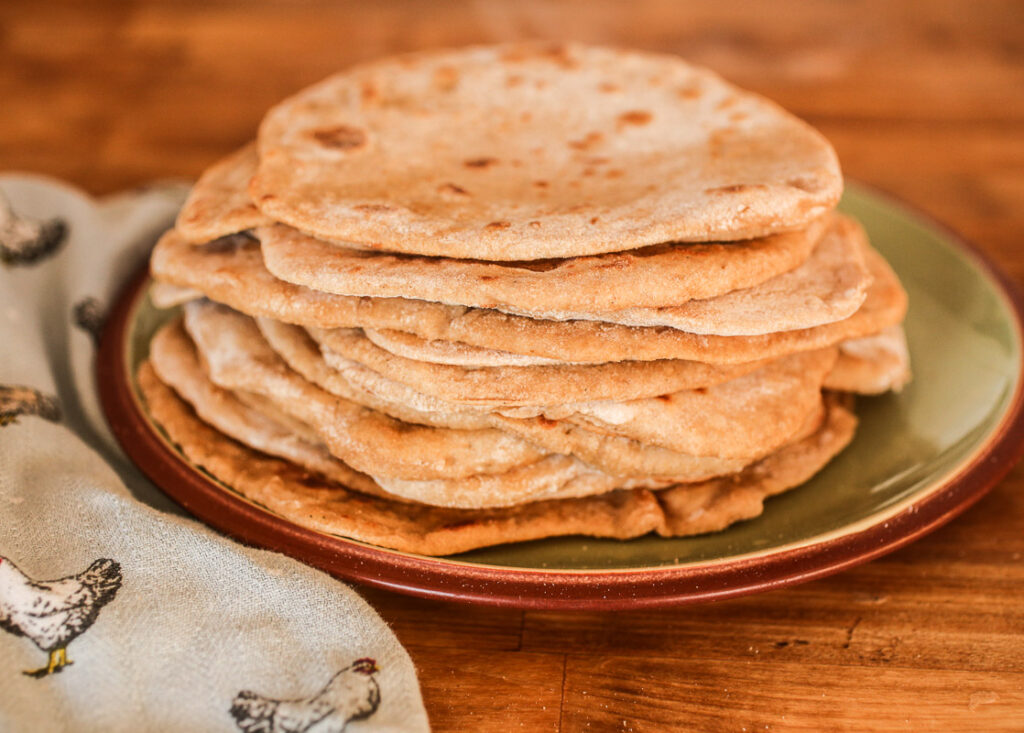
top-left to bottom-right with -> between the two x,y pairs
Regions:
97,193 -> 1024,611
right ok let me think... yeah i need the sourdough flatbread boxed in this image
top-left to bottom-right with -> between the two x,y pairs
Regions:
256,316 -> 495,430
260,313 -> 828,467
363,327 -> 568,366
497,214 -> 870,335
252,43 -> 841,260
825,325 -> 911,394
150,281 -> 203,309
310,326 -> 764,407
176,144 -> 272,243
139,362 -> 857,554
148,318 -> 388,499
563,348 -> 836,457
255,316 -> 765,481
257,217 -> 825,312
158,316 -> 676,508
181,302 -> 546,480
260,215 -> 866,335
150,230 -> 906,364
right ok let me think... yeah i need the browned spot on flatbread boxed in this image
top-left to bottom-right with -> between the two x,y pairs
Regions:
533,180 -> 549,189
569,131 -> 604,150
485,221 -> 511,230
309,125 -> 368,151
618,110 -> 653,127
598,82 -> 621,93
360,81 -> 380,106
464,157 -> 498,168
433,65 -> 459,91
354,203 -> 396,213
705,183 -> 764,195
677,84 -> 702,99
502,43 -> 578,69
438,182 -> 470,196
787,175 -> 825,193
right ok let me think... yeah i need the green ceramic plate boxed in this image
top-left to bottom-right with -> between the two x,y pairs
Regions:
103,183 -> 1024,608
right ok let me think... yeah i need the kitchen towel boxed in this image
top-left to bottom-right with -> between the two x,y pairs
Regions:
0,174 -> 429,733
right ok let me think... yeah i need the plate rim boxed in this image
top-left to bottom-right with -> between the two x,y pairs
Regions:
98,187 -> 1024,610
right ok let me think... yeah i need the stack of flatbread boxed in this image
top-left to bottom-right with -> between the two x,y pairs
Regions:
140,44 -> 910,555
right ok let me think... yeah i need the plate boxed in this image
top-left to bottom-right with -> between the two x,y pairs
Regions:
98,184 -> 1024,609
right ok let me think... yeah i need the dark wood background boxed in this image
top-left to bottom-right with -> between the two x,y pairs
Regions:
3,1 -> 1022,729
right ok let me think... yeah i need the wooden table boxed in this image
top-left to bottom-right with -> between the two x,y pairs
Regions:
3,1 -> 1022,729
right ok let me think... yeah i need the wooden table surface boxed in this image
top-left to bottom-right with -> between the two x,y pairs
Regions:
3,1 -> 1022,729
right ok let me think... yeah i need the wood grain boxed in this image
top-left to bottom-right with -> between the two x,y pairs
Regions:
4,1 -> 1023,730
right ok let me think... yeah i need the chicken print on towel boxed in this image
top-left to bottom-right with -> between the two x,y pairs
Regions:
0,555 -> 122,677
231,658 -> 381,733
1,385 -> 61,427
0,191 -> 67,266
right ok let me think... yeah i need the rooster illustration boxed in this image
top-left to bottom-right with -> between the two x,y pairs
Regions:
0,555 -> 122,677
230,658 -> 381,733
0,385 -> 61,427
0,192 -> 67,266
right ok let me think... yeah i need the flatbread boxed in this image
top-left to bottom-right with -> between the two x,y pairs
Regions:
147,318 -> 387,499
825,325 -> 911,394
260,214 -> 865,335
256,316 -> 494,430
176,144 -> 272,243
149,281 -> 203,309
252,43 -> 841,260
156,316 -> 684,508
149,230 -> 906,364
256,217 -> 825,313
364,327 -> 567,366
139,362 -> 857,554
181,302 -> 546,480
310,326 -> 763,407
258,313 -> 825,476
497,214 -> 870,335
562,347 -> 837,457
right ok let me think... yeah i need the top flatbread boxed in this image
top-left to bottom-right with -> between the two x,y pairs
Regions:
252,43 -> 842,260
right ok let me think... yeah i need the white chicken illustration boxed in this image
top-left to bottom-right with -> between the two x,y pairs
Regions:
230,657 -> 381,733
0,555 -> 122,677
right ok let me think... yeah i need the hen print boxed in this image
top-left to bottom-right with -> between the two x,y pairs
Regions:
230,658 -> 381,733
0,192 -> 67,266
0,555 -> 122,677
72,297 -> 106,345
0,385 -> 61,427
